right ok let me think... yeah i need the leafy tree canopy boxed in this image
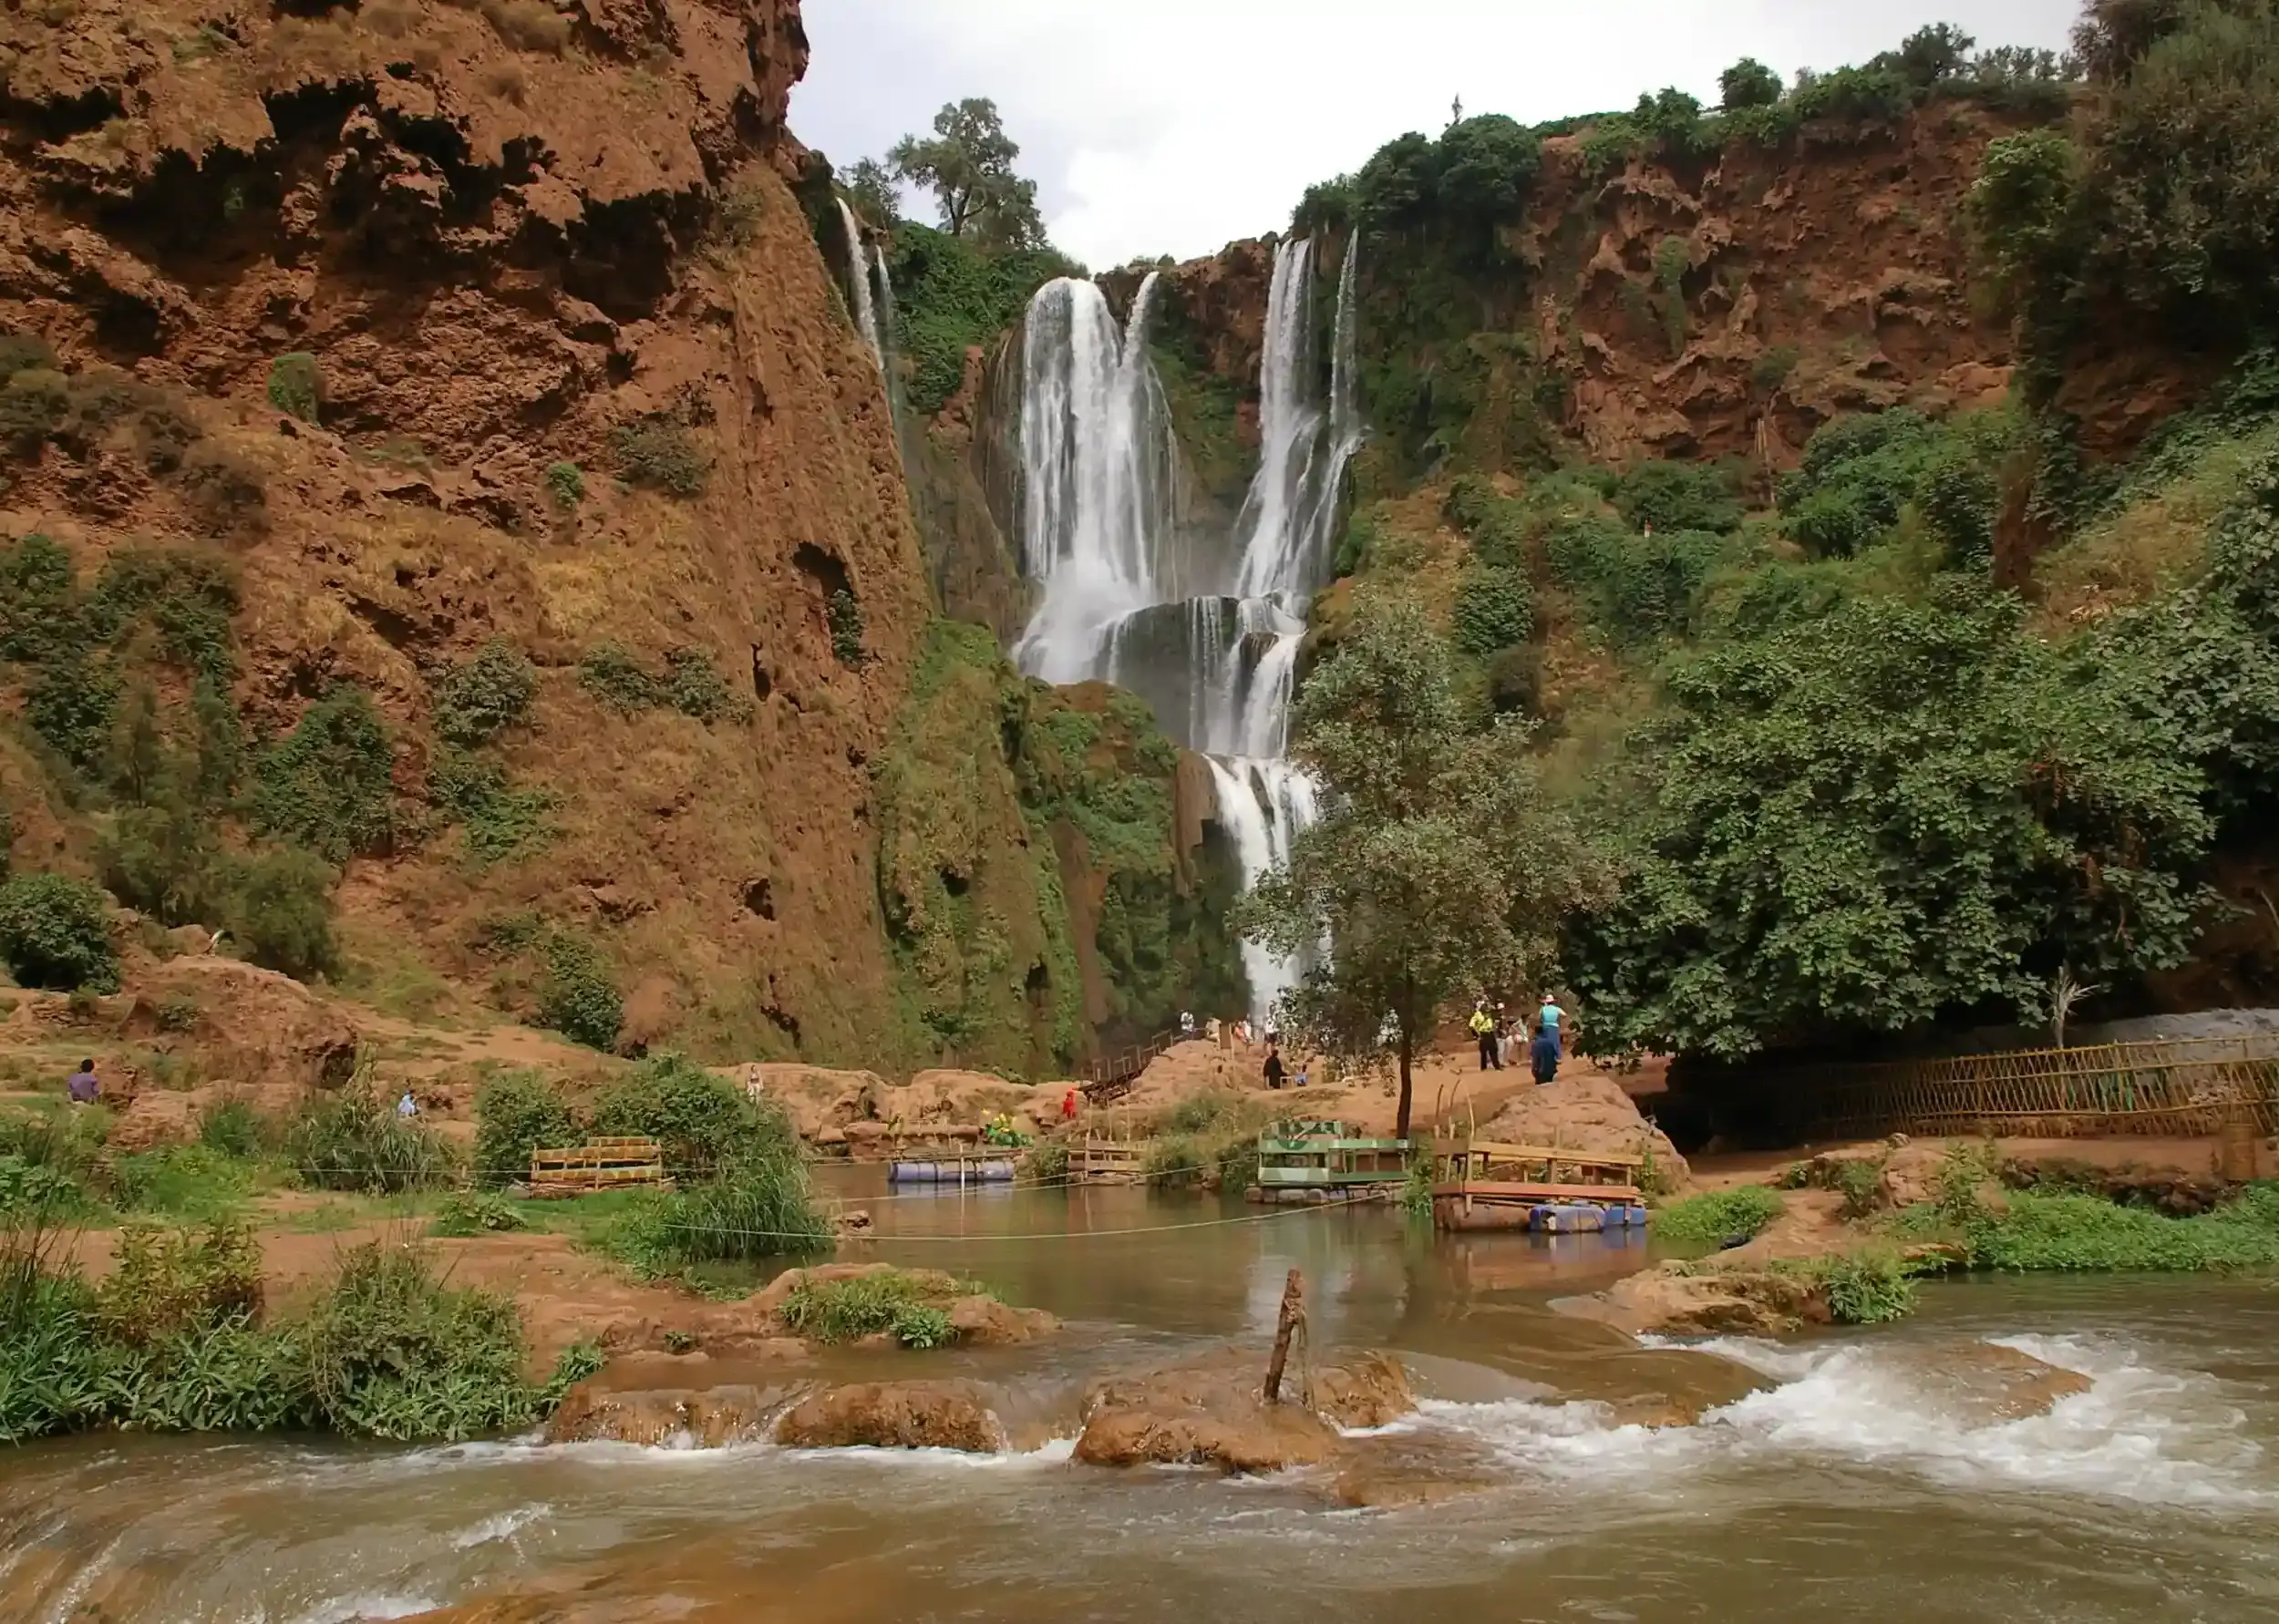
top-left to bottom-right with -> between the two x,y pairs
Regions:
841,157 -> 902,229
890,98 -> 1045,252
1234,594 -> 1600,1136
1719,57 -> 1785,109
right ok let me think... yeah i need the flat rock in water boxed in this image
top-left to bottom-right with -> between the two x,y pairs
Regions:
1558,1263 -> 1832,1338
1896,1341 -> 2094,1423
1073,1347 -> 1416,1475
774,1380 -> 1007,1453
546,1374 -> 799,1447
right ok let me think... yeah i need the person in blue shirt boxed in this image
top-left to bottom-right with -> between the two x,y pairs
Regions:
1538,993 -> 1565,1054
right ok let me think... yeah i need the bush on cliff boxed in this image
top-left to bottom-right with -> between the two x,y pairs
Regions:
0,872 -> 119,993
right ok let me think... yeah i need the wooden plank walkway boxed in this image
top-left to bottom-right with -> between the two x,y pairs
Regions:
529,1136 -> 667,1197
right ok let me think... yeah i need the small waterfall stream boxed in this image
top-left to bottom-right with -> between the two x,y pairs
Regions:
1010,238 -> 1363,1019
836,200 -> 885,371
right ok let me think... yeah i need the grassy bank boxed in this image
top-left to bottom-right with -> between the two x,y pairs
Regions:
0,1217 -> 599,1445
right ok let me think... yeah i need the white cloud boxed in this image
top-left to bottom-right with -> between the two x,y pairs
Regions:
793,0 -> 2083,268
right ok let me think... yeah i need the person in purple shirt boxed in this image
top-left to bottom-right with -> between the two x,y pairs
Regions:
66,1059 -> 98,1104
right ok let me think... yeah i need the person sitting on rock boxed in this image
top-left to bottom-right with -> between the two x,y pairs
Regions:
66,1058 -> 98,1105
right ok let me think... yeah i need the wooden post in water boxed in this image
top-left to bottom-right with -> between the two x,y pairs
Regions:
1263,1269 -> 1305,1404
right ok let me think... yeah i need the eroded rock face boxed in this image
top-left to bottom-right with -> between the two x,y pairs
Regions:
773,1381 -> 1006,1453
1072,1348 -> 1417,1475
546,1378 -> 793,1448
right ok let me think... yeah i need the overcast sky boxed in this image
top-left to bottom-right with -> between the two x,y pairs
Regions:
793,0 -> 2083,268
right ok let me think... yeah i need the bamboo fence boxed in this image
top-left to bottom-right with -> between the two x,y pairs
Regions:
1788,1034 -> 2279,1143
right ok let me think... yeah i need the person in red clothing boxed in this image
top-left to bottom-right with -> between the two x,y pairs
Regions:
1061,1087 -> 1078,1122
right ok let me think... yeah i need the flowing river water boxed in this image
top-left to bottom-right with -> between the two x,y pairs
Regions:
5,1174 -> 2278,1622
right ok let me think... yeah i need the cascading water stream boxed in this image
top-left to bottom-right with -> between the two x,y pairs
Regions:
836,199 -> 884,371
1011,240 -> 1363,1019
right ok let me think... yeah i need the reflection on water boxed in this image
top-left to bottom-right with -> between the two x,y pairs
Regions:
5,1183 -> 2278,1624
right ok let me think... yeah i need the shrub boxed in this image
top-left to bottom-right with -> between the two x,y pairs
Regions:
543,460 -> 584,508
634,1152 -> 833,1264
1612,459 -> 1743,534
577,643 -> 663,713
0,872 -> 119,992
471,1069 -> 576,1187
197,1095 -> 266,1158
1961,1191 -> 2279,1271
611,416 -> 708,497
98,1217 -> 263,1343
1451,565 -> 1534,657
827,589 -> 865,666
1809,1250 -> 1921,1324
179,444 -> 267,531
777,1269 -> 976,1346
265,354 -> 323,423
26,653 -> 119,770
0,367 -> 67,454
537,932 -> 621,1051
1017,1141 -> 1070,1186
0,1153 -> 87,1216
662,647 -> 734,722
1485,643 -> 1543,714
429,750 -> 559,867
591,1053 -> 777,1180
433,639 -> 537,748
479,0 -> 571,53
253,687 -> 396,861
1651,1186 -> 1783,1249
430,1190 -> 530,1237
1720,57 -> 1784,109
107,1144 -> 256,1221
287,1082 -> 458,1194
222,848 -> 338,979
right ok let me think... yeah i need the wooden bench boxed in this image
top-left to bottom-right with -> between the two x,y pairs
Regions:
529,1136 -> 668,1197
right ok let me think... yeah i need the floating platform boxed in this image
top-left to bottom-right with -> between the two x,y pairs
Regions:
1256,1119 -> 1410,1197
887,1158 -> 1017,1185
1428,1136 -> 1654,1232
1069,1137 -> 1148,1186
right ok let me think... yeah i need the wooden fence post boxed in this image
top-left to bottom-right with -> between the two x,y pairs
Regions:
1263,1268 -> 1305,1404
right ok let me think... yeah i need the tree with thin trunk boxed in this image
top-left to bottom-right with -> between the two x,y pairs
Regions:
1233,593 -> 1603,1139
888,98 -> 1045,251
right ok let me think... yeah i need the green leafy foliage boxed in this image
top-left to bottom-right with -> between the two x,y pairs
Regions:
1779,407 -> 2017,566
591,1053 -> 772,1180
252,688 -> 395,862
471,1069 -> 576,1187
1233,592 -> 1601,1135
889,98 -> 1046,250
0,872 -> 119,992
886,224 -> 1083,416
428,750 -> 558,868
1720,57 -> 1785,108
828,588 -> 866,665
1451,564 -> 1534,656
433,640 -> 537,749
1546,515 -> 1728,644
1960,1190 -> 2279,1270
225,848 -> 338,979
543,460 -> 584,508
287,1082 -> 459,1194
1566,588 -> 2212,1059
1612,459 -> 1743,535
429,1190 -> 530,1237
1651,1186 -> 1784,1248
537,932 -> 621,1052
610,416 -> 709,496
777,1269 -> 982,1346
1353,116 -> 1542,256
264,354 -> 323,422
576,643 -> 737,725
197,1095 -> 266,1159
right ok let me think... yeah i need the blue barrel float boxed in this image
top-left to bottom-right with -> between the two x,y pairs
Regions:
888,1159 -> 1017,1185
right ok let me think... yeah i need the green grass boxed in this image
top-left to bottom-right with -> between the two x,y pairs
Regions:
1652,1186 -> 1784,1249
775,1269 -> 981,1349
1959,1190 -> 2279,1273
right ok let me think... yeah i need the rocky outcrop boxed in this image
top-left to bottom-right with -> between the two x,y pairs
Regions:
773,1380 -> 1006,1453
545,1370 -> 795,1448
1071,1347 -> 1415,1475
1559,1264 -> 1834,1338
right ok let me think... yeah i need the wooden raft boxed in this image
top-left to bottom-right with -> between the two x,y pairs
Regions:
1070,1136 -> 1147,1185
1430,1137 -> 1647,1231
529,1136 -> 668,1197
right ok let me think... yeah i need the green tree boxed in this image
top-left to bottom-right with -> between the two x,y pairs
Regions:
1719,57 -> 1785,109
890,98 -> 1044,251
1233,595 -> 1598,1137
1565,588 -> 2211,1060
842,157 -> 902,228
1887,22 -> 1975,87
0,872 -> 119,992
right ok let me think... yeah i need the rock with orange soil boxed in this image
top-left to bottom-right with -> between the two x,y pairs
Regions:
1466,1065 -> 1691,1191
730,1063 -> 889,1140
947,1294 -> 1058,1346
1560,1264 -> 1834,1339
545,1359 -> 803,1448
1072,1347 -> 1415,1475
731,1064 -> 1046,1146
773,1380 -> 1007,1453
1903,1341 -> 2093,1422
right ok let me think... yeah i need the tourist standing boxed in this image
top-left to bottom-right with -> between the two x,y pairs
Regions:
1469,1002 -> 1499,1071
1263,1043 -> 1286,1090
1539,992 -> 1566,1055
1530,1024 -> 1561,1084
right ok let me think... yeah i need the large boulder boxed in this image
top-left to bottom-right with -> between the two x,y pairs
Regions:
1470,1066 -> 1691,1192
773,1381 -> 1006,1452
1072,1348 -> 1415,1475
545,1371 -> 797,1447
1559,1264 -> 1832,1338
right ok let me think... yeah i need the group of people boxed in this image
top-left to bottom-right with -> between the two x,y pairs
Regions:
1179,1011 -> 1268,1051
1469,994 -> 1566,1084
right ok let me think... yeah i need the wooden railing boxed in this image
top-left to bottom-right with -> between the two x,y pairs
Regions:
1079,1027 -> 1183,1099
1785,1034 -> 2279,1143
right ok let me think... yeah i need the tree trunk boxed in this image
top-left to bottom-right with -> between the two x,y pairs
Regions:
1395,1033 -> 1414,1140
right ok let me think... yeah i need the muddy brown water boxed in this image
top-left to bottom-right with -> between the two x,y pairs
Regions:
5,1171 -> 2278,1622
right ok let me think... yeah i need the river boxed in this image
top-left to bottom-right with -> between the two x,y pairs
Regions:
4,1176 -> 2276,1622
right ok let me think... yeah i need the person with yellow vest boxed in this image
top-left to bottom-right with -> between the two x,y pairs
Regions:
1469,1002 -> 1500,1071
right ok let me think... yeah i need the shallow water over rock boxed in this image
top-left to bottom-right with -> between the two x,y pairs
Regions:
5,1185 -> 2277,1623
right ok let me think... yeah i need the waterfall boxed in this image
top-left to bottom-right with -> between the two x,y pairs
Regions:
1011,241 -> 1363,1022
836,199 -> 883,370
